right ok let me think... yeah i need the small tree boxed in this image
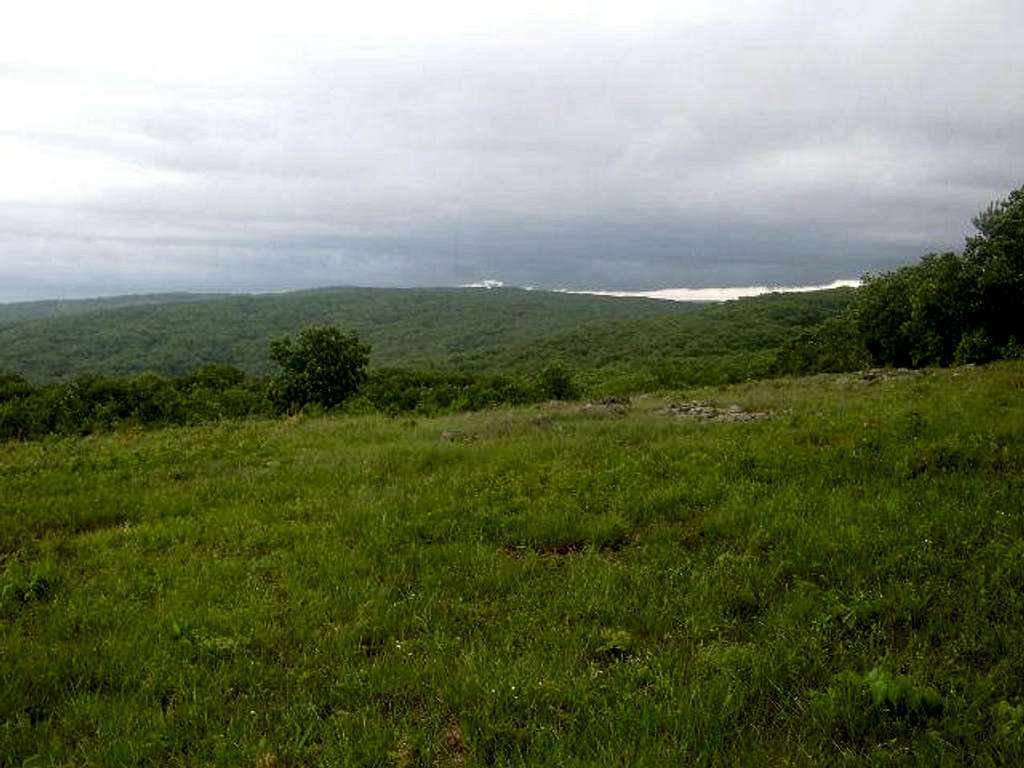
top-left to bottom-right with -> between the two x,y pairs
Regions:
536,362 -> 581,401
268,326 -> 370,412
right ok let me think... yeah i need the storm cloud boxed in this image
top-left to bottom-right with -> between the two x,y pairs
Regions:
1,0 -> 1022,301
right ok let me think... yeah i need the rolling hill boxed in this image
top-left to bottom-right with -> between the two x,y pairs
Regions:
0,286 -> 855,382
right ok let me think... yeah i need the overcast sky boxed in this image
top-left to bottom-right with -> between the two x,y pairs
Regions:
1,0 -> 1022,302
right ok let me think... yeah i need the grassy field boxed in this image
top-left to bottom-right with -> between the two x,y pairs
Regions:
3,362 -> 1023,765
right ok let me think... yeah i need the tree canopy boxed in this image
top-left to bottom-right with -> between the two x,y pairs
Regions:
268,325 -> 370,412
780,183 -> 1024,373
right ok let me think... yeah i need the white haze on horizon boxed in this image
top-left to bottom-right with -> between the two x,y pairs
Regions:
465,278 -> 861,302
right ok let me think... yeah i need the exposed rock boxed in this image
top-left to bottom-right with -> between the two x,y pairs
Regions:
580,402 -> 628,417
837,368 -> 924,386
580,395 -> 631,417
663,400 -> 768,422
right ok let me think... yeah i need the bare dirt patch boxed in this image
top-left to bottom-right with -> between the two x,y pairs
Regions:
436,720 -> 472,767
502,542 -> 585,559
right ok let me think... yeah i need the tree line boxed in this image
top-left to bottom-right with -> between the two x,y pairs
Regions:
778,184 -> 1024,374
3,184 -> 1021,441
0,327 -> 581,441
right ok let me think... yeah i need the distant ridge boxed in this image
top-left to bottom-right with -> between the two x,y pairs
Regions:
0,285 -> 856,382
0,292 -> 222,324
0,279 -> 861,320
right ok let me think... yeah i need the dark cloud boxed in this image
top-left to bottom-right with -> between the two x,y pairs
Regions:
1,1 -> 1022,301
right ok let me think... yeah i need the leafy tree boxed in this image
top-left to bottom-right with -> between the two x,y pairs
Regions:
268,325 -> 370,412
857,251 -> 972,367
901,251 -> 973,366
775,310 -> 870,375
779,184 -> 1024,372
847,185 -> 1023,369
855,267 -> 917,368
963,185 -> 1024,349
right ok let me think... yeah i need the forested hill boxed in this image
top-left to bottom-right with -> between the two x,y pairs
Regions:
0,293 -> 222,324
0,286 -> 855,382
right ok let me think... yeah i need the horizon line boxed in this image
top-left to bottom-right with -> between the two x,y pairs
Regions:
463,278 -> 861,302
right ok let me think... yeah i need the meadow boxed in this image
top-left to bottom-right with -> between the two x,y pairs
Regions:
3,361 -> 1023,765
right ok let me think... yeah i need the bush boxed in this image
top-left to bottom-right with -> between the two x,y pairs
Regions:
954,328 -> 999,365
360,368 -> 535,416
536,362 -> 580,400
0,374 -> 33,404
775,311 -> 870,375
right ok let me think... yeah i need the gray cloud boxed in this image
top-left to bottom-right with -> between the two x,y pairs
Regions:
1,0 -> 1022,301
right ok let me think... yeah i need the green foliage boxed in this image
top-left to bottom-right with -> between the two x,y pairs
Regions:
0,293 -> 217,324
0,287 -> 686,380
775,310 -> 871,375
0,361 -> 579,442
0,287 -> 854,385
0,286 -> 866,441
865,185 -> 1024,368
954,328 -> 1000,365
535,362 -> 581,400
992,700 -> 1024,749
268,325 -> 370,412
812,668 -> 943,745
358,367 -> 536,416
783,184 -> 1024,373
856,251 -> 974,367
180,363 -> 246,391
0,374 -> 33,403
0,369 -> 273,442
965,186 -> 1024,348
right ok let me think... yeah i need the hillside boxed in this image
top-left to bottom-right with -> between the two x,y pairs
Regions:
3,362 -> 1022,764
0,286 -> 855,382
0,293 -> 220,324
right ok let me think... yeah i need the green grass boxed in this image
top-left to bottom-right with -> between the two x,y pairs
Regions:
3,362 -> 1023,765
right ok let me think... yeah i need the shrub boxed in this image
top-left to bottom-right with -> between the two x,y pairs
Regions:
536,362 -> 580,400
0,374 -> 33,404
775,310 -> 870,375
955,328 -> 999,365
